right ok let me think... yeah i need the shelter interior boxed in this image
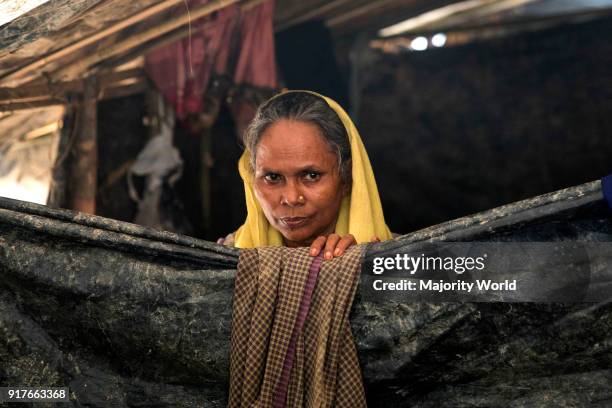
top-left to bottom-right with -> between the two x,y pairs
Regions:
1,0 -> 611,240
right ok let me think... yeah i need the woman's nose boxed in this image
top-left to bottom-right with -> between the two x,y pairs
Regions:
280,182 -> 305,207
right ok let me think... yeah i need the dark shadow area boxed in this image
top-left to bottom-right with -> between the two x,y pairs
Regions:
96,94 -> 147,223
358,15 -> 612,233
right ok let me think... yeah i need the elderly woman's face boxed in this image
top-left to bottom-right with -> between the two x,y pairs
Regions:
253,119 -> 346,248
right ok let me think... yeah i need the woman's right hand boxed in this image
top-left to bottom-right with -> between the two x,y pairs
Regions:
217,232 -> 236,246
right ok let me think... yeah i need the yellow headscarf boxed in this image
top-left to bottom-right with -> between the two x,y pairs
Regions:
234,90 -> 392,248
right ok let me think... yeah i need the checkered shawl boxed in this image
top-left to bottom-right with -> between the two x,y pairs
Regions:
228,245 -> 367,408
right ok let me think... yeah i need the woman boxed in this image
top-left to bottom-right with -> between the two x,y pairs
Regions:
227,90 -> 391,407
219,90 -> 392,255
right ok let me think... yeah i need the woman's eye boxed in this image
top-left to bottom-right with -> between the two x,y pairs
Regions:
264,173 -> 281,182
304,172 -> 320,181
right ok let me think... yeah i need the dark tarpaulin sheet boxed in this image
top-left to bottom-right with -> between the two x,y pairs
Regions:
1,180 -> 612,406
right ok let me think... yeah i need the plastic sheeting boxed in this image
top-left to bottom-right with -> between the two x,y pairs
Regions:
1,180 -> 612,406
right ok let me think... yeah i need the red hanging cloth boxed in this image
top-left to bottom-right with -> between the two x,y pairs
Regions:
145,0 -> 277,120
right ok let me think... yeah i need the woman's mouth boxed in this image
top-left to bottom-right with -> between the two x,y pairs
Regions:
279,217 -> 309,229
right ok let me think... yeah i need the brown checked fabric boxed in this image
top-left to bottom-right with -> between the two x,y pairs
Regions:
228,245 -> 367,408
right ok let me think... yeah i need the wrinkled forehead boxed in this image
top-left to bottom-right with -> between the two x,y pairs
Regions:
254,120 -> 339,171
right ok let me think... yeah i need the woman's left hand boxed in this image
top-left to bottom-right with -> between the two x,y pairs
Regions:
310,234 -> 382,260
310,233 -> 356,260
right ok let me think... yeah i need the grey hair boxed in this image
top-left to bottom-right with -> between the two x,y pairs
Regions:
242,92 -> 352,186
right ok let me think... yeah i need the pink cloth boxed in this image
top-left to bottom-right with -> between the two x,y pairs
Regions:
233,0 -> 277,87
145,0 -> 277,120
272,254 -> 324,408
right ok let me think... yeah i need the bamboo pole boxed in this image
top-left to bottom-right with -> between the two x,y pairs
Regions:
53,0 -> 239,82
0,68 -> 144,101
0,99 -> 65,111
68,77 -> 98,215
0,81 -> 146,111
0,0 -> 185,87
99,24 -> 205,71
201,126 -> 213,237
377,5 -> 612,38
0,80 -> 83,100
47,106 -> 76,209
375,0 -> 537,37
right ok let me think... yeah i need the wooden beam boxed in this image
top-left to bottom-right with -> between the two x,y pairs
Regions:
25,121 -> 62,140
275,0 -> 356,32
376,0 -> 539,37
327,0 -> 409,28
406,7 -> 612,40
68,77 -> 98,215
99,24 -> 209,71
100,0 -> 265,71
101,79 -> 148,100
0,68 -> 145,103
0,99 -> 65,111
0,0 -> 185,87
326,0 -> 460,37
0,87 -> 148,111
382,5 -> 612,37
100,68 -> 146,86
52,0 -> 240,82
0,81 -> 83,100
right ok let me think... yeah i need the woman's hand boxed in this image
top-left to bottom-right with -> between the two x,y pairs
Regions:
216,232 -> 236,246
310,234 -> 380,260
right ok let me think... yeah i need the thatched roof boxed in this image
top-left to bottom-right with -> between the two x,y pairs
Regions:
1,0 -> 611,109
0,0 -> 466,90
